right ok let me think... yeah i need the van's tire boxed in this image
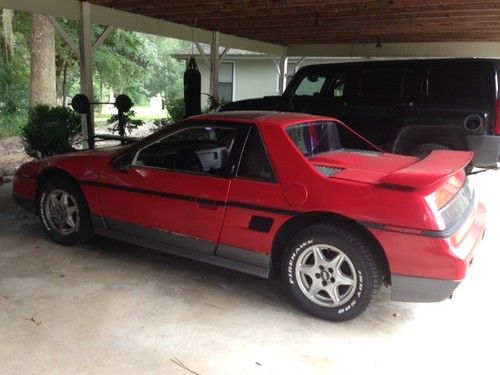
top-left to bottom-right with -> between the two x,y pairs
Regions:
38,176 -> 93,246
281,224 -> 383,322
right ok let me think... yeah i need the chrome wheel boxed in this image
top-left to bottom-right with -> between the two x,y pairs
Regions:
44,189 -> 80,235
295,244 -> 357,308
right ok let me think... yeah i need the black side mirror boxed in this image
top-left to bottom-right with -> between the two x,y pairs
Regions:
112,151 -> 133,172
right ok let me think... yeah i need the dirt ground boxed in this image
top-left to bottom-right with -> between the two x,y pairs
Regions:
0,137 -> 32,180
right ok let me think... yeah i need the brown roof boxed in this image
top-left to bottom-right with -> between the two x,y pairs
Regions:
88,1 -> 500,45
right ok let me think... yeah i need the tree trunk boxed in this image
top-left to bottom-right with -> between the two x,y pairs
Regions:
29,14 -> 56,106
62,60 -> 68,106
2,9 -> 14,65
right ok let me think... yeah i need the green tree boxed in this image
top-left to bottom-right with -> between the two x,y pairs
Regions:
0,10 -> 31,137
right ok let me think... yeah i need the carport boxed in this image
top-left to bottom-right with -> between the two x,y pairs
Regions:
1,1 -> 499,374
4,0 -> 500,146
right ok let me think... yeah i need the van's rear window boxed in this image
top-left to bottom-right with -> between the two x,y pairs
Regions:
428,67 -> 494,101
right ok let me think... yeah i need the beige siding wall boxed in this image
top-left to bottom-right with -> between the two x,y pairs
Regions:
233,60 -> 278,100
192,57 -> 360,103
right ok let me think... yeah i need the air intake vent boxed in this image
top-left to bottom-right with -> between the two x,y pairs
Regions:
336,148 -> 382,157
315,165 -> 342,177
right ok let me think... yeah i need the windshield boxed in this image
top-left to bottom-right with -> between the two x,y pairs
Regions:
287,121 -> 341,157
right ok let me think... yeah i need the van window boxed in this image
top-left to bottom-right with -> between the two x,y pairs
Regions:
428,67 -> 493,101
359,69 -> 404,98
295,75 -> 327,96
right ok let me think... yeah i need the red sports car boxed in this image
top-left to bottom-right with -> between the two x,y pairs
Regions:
12,111 -> 485,321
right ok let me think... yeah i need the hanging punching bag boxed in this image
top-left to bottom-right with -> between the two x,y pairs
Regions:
183,57 -> 201,118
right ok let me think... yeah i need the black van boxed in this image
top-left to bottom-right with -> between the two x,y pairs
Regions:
220,58 -> 500,169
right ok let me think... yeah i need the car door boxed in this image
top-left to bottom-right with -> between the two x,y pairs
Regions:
216,126 -> 288,268
97,122 -> 247,254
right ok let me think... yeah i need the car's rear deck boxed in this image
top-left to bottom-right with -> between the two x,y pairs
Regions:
0,171 -> 498,374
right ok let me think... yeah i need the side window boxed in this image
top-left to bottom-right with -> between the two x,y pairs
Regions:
329,77 -> 345,98
238,128 -> 276,182
134,126 -> 238,176
359,69 -> 404,98
295,75 -> 327,96
428,67 -> 494,102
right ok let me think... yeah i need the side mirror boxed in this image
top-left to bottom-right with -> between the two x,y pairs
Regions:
112,151 -> 133,172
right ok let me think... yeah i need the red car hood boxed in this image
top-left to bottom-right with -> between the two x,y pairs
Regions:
63,145 -> 127,158
310,149 -> 473,189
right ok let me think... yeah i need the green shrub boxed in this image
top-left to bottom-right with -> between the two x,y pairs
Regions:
106,110 -> 144,135
153,117 -> 172,129
0,113 -> 27,138
21,105 -> 82,159
165,97 -> 185,122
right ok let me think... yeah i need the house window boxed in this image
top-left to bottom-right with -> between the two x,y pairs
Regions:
218,62 -> 233,102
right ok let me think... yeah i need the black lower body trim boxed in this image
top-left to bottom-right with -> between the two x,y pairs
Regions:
391,274 -> 460,302
92,216 -> 272,279
12,192 -> 37,215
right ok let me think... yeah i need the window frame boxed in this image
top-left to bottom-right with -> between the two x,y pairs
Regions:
218,61 -> 235,102
128,120 -> 249,178
235,125 -> 279,184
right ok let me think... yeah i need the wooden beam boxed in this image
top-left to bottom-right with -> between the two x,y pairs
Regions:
0,0 -> 79,19
287,42 -> 500,58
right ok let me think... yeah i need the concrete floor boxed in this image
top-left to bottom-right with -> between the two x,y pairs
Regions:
1,171 -> 499,375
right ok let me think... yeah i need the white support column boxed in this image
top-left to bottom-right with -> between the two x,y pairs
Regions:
92,25 -> 114,53
195,42 -> 211,69
46,15 -> 80,58
278,47 -> 288,94
209,31 -> 220,103
79,1 -> 93,148
219,47 -> 229,61
293,56 -> 307,73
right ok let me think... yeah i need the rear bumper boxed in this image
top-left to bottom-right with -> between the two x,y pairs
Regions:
391,275 -> 460,302
466,134 -> 500,168
371,201 -> 486,302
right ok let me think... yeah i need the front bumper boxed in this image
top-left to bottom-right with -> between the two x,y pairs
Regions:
12,173 -> 38,215
466,134 -> 500,168
12,192 -> 36,215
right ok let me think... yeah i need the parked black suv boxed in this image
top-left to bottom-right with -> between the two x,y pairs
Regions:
220,58 -> 500,169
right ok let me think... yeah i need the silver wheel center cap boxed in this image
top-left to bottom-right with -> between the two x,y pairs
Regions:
321,270 -> 330,281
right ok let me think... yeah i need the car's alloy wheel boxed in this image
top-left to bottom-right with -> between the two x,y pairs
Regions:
39,177 -> 93,245
282,223 -> 383,321
44,189 -> 80,235
295,244 -> 357,308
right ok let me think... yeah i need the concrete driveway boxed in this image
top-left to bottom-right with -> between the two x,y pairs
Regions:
1,171 -> 499,374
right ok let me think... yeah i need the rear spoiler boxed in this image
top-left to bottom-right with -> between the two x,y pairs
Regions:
380,150 -> 473,189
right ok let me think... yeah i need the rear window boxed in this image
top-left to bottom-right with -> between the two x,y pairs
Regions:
287,121 -> 341,157
428,67 -> 494,101
294,75 -> 327,96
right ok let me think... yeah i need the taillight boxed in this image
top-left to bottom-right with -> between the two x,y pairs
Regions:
495,99 -> 500,135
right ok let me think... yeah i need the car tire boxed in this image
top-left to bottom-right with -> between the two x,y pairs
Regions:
38,176 -> 93,246
281,223 -> 382,321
